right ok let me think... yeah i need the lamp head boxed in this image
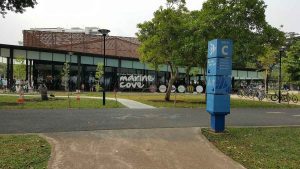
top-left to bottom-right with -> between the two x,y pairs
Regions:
280,46 -> 286,52
98,29 -> 110,36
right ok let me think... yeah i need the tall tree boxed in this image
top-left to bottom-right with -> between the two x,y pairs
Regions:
283,40 -> 300,84
95,63 -> 104,92
14,56 -> 26,80
137,0 -> 189,101
0,0 -> 37,17
61,62 -> 70,92
256,24 -> 285,92
198,0 -> 270,67
181,10 -> 206,84
257,45 -> 277,92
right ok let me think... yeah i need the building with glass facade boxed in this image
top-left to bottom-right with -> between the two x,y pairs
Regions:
0,28 -> 264,92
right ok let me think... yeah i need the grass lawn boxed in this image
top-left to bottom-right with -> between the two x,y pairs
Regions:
0,95 -> 123,109
46,91 -> 300,108
202,127 -> 300,169
0,135 -> 51,169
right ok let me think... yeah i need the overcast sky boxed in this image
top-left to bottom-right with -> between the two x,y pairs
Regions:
0,0 -> 299,45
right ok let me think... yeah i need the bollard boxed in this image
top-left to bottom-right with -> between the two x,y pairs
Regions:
76,92 -> 80,109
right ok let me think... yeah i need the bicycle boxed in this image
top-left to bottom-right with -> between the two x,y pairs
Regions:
270,90 -> 298,103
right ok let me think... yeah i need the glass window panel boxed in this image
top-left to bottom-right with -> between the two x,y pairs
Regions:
158,65 -> 168,71
13,49 -> 26,58
94,57 -> 104,65
179,67 -> 186,73
66,54 -> 71,62
232,70 -> 238,77
106,58 -> 118,67
0,56 -> 7,63
167,66 -> 171,72
53,53 -> 65,62
40,52 -> 52,61
121,60 -> 132,68
145,64 -> 155,70
199,67 -> 203,74
238,71 -> 247,78
132,61 -> 144,69
81,56 -> 93,65
86,65 -> 96,71
248,71 -> 257,78
71,55 -> 77,63
27,51 -> 39,60
0,48 -> 10,58
258,72 -> 264,79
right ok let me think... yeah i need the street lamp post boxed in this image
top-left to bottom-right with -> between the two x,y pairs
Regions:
278,46 -> 286,103
98,29 -> 110,106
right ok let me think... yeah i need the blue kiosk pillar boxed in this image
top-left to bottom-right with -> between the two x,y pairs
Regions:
206,39 -> 233,132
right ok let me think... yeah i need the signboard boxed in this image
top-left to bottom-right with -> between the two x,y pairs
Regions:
206,39 -> 233,133
208,39 -> 233,58
206,76 -> 231,95
119,74 -> 155,89
207,58 -> 232,76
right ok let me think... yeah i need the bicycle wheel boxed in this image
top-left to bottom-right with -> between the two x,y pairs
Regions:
282,95 -> 290,102
291,95 -> 298,103
258,93 -> 265,101
237,90 -> 243,98
271,94 -> 278,101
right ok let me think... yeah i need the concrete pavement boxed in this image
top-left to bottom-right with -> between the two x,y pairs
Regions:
0,108 -> 299,134
1,94 -> 299,169
42,128 -> 245,169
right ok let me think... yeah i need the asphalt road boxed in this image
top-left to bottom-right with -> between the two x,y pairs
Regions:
0,108 -> 299,134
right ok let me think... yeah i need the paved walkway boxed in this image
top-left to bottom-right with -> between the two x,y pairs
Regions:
54,96 -> 155,109
0,94 -> 156,109
42,128 -> 245,169
116,98 -> 155,109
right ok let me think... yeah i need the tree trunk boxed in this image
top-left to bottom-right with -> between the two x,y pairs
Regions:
185,66 -> 191,85
265,69 -> 268,94
165,67 -> 178,101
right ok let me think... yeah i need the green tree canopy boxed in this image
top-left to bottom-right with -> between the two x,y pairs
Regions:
137,0 -> 190,101
137,0 -> 286,100
1,0 -> 37,17
61,62 -> 70,91
14,56 -> 26,80
283,40 -> 300,82
198,0 -> 284,68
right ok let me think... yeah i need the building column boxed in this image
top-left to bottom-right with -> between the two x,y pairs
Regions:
6,57 -> 10,84
51,61 -> 54,90
8,48 -> 14,88
29,60 -> 32,87
25,59 -> 28,81
32,60 -> 37,89
77,55 -> 81,90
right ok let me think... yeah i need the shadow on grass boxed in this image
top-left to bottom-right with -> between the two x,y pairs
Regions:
24,97 -> 65,102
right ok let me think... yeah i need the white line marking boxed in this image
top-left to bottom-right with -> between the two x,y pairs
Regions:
292,115 -> 300,117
